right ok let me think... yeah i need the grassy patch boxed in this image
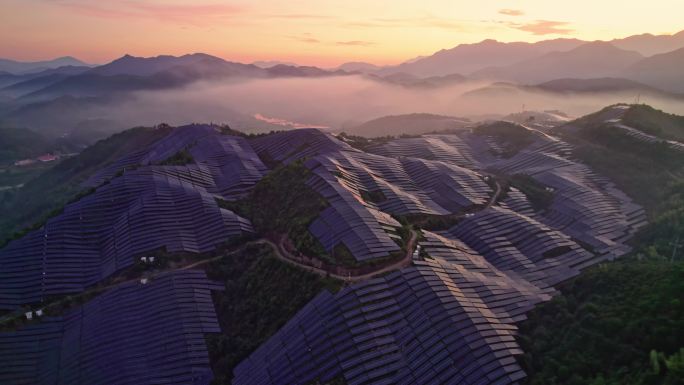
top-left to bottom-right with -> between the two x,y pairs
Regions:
205,243 -> 341,384
216,160 -> 331,261
159,149 -> 194,166
360,189 -> 387,204
509,174 -> 555,212
474,121 -> 536,158
559,116 -> 684,211
622,105 -> 684,142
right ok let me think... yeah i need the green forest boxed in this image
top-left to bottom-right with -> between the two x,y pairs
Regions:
521,105 -> 684,384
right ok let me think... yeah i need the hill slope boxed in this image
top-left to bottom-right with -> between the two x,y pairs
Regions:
0,125 -> 172,244
344,113 -> 470,137
623,47 -> 684,93
0,126 -> 52,164
379,38 -> 585,77
472,42 -> 644,83
0,56 -> 90,75
520,105 -> 684,384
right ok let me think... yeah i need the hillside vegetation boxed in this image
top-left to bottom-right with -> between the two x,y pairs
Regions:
521,106 -> 684,385
0,126 -> 53,164
558,106 -> 684,210
217,161 -> 335,262
520,183 -> 684,384
205,243 -> 341,384
474,121 -> 537,158
622,104 -> 684,141
0,125 -> 171,245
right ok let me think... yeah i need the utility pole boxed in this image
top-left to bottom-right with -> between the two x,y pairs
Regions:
670,236 -> 682,262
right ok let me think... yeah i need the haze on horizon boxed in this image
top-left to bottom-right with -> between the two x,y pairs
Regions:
2,0 -> 684,67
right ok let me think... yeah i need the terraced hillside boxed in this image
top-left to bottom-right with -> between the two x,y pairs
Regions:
0,111 -> 652,384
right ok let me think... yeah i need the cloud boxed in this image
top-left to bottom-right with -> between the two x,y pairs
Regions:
46,0 -> 243,25
288,34 -> 321,44
510,20 -> 574,35
346,16 -> 468,31
336,40 -> 375,47
266,14 -> 335,20
499,9 -> 524,16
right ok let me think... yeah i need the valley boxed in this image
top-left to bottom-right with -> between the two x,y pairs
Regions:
1,9 -> 683,384
0,102 -> 680,384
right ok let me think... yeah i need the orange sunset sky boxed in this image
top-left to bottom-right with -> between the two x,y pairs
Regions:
1,0 -> 683,67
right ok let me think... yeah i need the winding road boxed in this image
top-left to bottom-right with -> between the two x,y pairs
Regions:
262,178 -> 501,283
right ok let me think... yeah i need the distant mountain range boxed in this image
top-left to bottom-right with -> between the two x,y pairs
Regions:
0,56 -> 91,75
0,28 -> 682,145
252,60 -> 299,68
2,28 -> 683,100
333,30 -> 684,92
378,38 -> 586,77
622,47 -> 684,93
463,77 -> 684,100
344,30 -> 684,77
471,42 -> 644,83
0,53 -> 352,101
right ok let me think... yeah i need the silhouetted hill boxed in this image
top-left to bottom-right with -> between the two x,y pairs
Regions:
252,60 -> 299,68
537,77 -> 666,93
376,30 -> 684,79
336,62 -> 383,73
611,30 -> 684,56
379,38 -> 585,77
88,53 -> 261,77
265,64 -> 346,77
0,56 -> 90,75
369,72 -> 467,88
0,65 -> 90,89
472,42 -> 644,83
0,66 -> 91,97
344,113 -> 470,137
623,47 -> 684,93
20,54 -> 350,100
0,126 -> 52,164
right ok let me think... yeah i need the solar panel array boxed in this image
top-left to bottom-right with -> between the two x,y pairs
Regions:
234,253 -> 551,385
480,130 -> 646,257
0,123 -> 648,385
0,126 -> 264,309
368,135 -> 479,169
84,124 -> 221,188
0,270 -> 222,385
441,206 -> 594,287
252,130 -> 493,262
372,128 -> 646,259
235,125 -> 646,384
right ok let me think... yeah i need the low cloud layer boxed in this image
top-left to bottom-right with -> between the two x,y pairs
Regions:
107,75 -> 684,132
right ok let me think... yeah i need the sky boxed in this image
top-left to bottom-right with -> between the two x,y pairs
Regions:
1,0 -> 683,67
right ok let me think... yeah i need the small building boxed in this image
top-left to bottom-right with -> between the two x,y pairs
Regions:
14,159 -> 36,166
37,154 -> 59,162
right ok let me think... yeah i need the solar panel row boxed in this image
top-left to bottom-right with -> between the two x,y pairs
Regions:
236,126 -> 646,384
0,270 -> 222,385
0,127 -> 265,310
233,255 -> 550,385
